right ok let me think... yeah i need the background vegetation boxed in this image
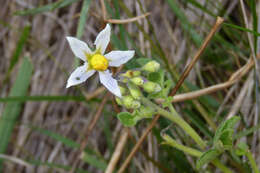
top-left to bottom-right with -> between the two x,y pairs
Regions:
0,0 -> 259,172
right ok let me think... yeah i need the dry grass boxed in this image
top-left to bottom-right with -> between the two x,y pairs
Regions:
0,0 -> 259,173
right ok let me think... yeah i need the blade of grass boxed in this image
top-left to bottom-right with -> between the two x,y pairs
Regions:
250,0 -> 258,53
166,0 -> 202,46
30,125 -> 107,171
30,126 -> 80,149
28,159 -> 89,173
14,0 -> 81,16
0,96 -> 102,103
0,57 -> 33,169
3,25 -> 30,84
75,0 -> 92,67
223,23 -> 260,37
185,0 -> 216,17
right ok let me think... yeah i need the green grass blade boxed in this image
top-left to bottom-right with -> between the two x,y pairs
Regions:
250,0 -> 258,53
0,57 -> 33,169
2,26 -> 31,85
81,152 -> 107,171
28,159 -> 89,173
0,95 -> 87,102
31,126 -> 107,171
30,126 -> 80,149
223,23 -> 260,37
185,0 -> 216,17
76,0 -> 91,39
75,0 -> 92,67
166,0 -> 202,46
8,26 -> 30,73
14,0 -> 80,16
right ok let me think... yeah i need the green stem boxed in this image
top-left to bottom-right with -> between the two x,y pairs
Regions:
162,134 -> 233,173
162,134 -> 201,157
246,151 -> 260,173
213,159 -> 233,173
141,97 -> 206,149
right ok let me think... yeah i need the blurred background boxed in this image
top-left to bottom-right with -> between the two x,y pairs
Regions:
0,0 -> 259,172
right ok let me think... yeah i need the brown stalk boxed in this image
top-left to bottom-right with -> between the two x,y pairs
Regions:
105,128 -> 129,173
169,17 -> 224,96
117,16 -> 224,173
100,0 -> 107,20
117,115 -> 160,173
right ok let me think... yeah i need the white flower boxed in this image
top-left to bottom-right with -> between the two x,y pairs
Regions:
66,24 -> 135,97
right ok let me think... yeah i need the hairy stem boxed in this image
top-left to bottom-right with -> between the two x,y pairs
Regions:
141,97 -> 206,149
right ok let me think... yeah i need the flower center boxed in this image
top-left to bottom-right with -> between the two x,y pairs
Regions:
90,54 -> 108,71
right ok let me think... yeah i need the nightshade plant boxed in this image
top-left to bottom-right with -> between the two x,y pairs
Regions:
66,24 -> 259,173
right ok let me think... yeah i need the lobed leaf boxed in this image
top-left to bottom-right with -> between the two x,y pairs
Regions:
117,112 -> 137,127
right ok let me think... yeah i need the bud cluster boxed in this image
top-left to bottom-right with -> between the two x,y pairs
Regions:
115,60 -> 161,120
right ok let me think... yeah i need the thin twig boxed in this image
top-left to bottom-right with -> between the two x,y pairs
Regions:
105,128 -> 129,173
117,16 -> 224,173
169,16 -> 224,96
106,13 -> 151,24
100,0 -> 107,20
164,55 -> 258,103
117,115 -> 160,173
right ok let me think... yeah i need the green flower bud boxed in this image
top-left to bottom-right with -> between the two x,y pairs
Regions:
115,97 -> 123,106
143,81 -> 161,93
133,71 -> 141,76
122,70 -> 133,78
138,106 -> 154,118
120,77 -> 129,83
130,77 -> 144,86
132,100 -> 141,109
128,83 -> 142,100
122,95 -> 141,109
122,70 -> 141,78
142,60 -> 160,72
119,86 -> 127,95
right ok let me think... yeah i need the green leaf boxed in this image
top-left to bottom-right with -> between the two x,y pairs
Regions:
148,69 -> 165,86
117,112 -> 137,127
0,57 -> 33,169
196,148 -> 221,169
15,0 -> 80,16
213,116 -> 240,149
235,142 -> 248,156
137,58 -> 152,66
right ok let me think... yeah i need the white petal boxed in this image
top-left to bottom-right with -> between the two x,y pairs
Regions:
105,50 -> 135,67
94,24 -> 111,54
66,63 -> 95,88
99,70 -> 121,97
66,37 -> 92,61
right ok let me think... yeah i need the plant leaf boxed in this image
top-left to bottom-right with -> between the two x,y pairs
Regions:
196,148 -> 221,169
117,112 -> 137,127
213,116 -> 240,149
